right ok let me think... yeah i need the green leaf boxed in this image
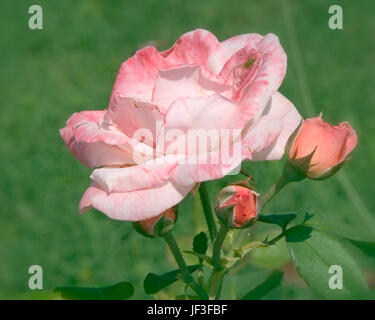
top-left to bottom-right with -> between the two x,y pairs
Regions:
286,226 -> 369,299
99,282 -> 134,299
351,241 -> 375,259
193,232 -> 208,255
305,212 -> 374,243
55,282 -> 134,300
241,270 -> 283,300
258,213 -> 297,230
175,294 -> 200,300
220,268 -> 276,300
144,265 -> 199,295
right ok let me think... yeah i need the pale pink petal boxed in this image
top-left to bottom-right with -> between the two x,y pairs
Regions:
164,95 -> 241,131
252,34 -> 287,102
162,95 -> 243,155
219,45 -> 262,89
250,92 -> 302,161
109,46 -> 169,104
160,29 -> 227,74
231,34 -> 287,120
152,65 -> 231,113
90,155 -> 182,193
60,111 -> 135,168
220,33 -> 264,61
172,144 -> 243,185
78,180 -> 194,221
241,114 -> 283,160
105,94 -> 164,147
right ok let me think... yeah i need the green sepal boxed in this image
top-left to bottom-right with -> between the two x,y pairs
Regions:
215,204 -> 236,227
215,204 -> 257,229
152,215 -> 175,237
133,221 -> 155,238
283,147 -> 316,182
133,210 -> 176,238
285,120 -> 303,155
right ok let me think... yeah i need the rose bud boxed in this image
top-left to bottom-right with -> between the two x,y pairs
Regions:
215,186 -> 258,228
133,207 -> 176,238
286,116 -> 357,180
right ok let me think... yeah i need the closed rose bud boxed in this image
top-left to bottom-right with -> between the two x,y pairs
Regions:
133,207 -> 176,238
215,186 -> 258,228
286,116 -> 357,180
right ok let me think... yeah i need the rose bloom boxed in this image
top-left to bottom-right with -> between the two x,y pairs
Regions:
216,185 -> 258,228
289,116 -> 357,179
60,29 -> 301,221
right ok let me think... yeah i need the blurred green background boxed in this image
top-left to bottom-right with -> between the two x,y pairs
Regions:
0,0 -> 374,299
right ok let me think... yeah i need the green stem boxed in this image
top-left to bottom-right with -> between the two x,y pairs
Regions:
241,231 -> 285,252
212,225 -> 230,270
199,182 -> 217,242
229,231 -> 286,275
193,193 -> 203,234
259,174 -> 289,209
163,231 -> 208,300
208,268 -> 227,299
207,225 -> 230,299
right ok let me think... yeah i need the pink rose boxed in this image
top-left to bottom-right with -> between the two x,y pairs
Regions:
60,29 -> 301,221
289,116 -> 357,179
215,185 -> 258,228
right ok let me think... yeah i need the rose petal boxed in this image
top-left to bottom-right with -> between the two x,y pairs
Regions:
220,33 -> 263,61
241,114 -> 283,158
152,65 -> 231,113
219,45 -> 262,89
338,122 -> 358,161
233,34 -> 287,120
164,94 -> 241,131
78,180 -> 194,221
90,155 -> 182,193
60,111 -> 135,168
172,144 -> 243,185
109,46 -> 169,104
105,94 -> 164,147
162,95 -> 243,155
160,29 -> 227,74
250,92 -> 302,161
